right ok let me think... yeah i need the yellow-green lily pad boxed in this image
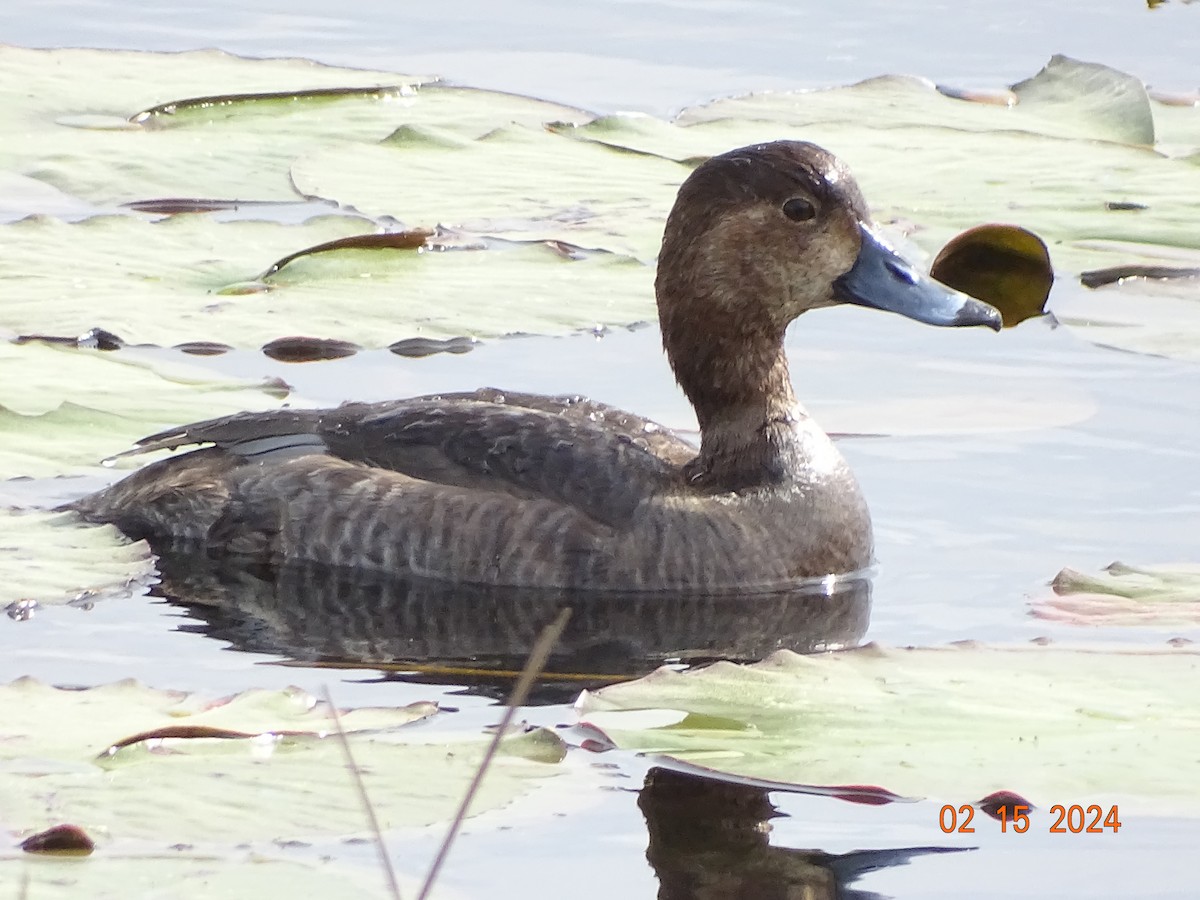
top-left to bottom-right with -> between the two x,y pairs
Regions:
577,643 -> 1200,816
0,215 -> 654,349
0,46 -> 588,206
0,510 -> 154,612
0,341 -> 289,478
2,678 -> 558,844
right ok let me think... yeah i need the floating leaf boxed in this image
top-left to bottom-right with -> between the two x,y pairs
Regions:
576,643 -> 1200,816
263,229 -> 433,277
0,510 -> 154,613
0,215 -> 654,348
19,824 -> 96,855
1033,561 -> 1200,626
930,224 -> 1052,326
292,122 -> 687,258
0,341 -> 289,477
0,46 -> 588,207
1009,55 -> 1155,145
2,679 -> 558,844
1080,264 -> 1200,287
261,336 -> 362,362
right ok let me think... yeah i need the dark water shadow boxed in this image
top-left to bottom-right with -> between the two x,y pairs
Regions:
153,548 -> 870,704
638,766 -> 966,900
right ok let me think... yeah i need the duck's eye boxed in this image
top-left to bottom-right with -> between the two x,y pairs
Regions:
782,197 -> 817,222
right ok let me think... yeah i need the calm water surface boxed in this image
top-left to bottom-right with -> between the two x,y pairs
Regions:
2,0 -> 1198,113
2,2 -> 1198,897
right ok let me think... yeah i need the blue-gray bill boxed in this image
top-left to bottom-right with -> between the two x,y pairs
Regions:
834,225 -> 1002,331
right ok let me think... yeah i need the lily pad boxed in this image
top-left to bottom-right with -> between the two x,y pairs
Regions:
0,341 -> 289,478
292,122 -> 688,258
0,46 -> 589,206
2,679 -> 558,844
3,48 -> 1198,357
0,215 -> 654,349
1033,561 -> 1200,626
0,510 -> 154,614
576,643 -> 1200,816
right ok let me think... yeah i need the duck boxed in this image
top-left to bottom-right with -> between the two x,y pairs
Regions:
70,141 -> 1000,592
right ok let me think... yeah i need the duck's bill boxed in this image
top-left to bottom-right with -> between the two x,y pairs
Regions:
833,225 -> 1002,330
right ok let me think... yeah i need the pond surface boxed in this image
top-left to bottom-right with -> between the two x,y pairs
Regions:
3,0 -> 1199,113
2,1 -> 1199,897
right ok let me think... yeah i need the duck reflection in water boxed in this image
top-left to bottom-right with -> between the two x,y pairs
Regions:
160,550 -> 870,703
639,767 -> 966,900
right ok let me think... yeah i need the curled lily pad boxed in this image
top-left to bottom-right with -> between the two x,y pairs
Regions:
1009,54 -> 1154,145
1033,561 -> 1200,626
930,224 -> 1052,327
1080,264 -> 1200,288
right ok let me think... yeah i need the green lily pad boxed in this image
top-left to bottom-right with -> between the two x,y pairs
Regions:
0,215 -> 653,349
0,510 -> 154,612
3,48 -> 1198,357
1033,561 -> 1200,626
291,122 -> 688,258
0,46 -> 589,206
577,643 -> 1200,816
0,341 -> 289,478
2,679 -> 558,845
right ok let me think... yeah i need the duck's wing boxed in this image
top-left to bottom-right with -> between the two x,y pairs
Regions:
117,389 -> 696,528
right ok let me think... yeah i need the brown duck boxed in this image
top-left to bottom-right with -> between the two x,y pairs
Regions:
72,141 -> 1000,591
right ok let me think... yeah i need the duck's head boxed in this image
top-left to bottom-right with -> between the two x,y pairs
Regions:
657,140 -> 1001,336
655,141 -> 1000,429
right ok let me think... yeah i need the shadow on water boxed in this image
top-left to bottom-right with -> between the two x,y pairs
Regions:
152,547 -> 871,704
638,766 -> 965,900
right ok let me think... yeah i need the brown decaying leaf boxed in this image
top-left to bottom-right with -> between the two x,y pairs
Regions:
123,198 -> 282,214
174,340 -> 233,356
15,327 -> 125,351
261,336 -> 362,362
389,335 -> 477,357
978,790 -> 1035,820
20,823 -> 96,855
935,84 -> 1017,106
130,84 -> 409,126
1147,89 -> 1200,108
262,229 -> 433,278
100,724 -> 282,754
1080,265 -> 1200,288
930,224 -> 1052,327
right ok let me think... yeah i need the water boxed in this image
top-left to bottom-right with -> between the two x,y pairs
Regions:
2,0 -> 1197,114
3,2 -> 1199,897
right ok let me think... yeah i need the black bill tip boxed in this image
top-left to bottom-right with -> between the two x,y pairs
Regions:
834,225 -> 1002,331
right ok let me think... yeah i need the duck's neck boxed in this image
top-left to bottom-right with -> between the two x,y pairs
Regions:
661,301 -> 805,491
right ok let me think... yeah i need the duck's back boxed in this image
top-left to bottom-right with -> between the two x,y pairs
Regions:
70,388 -> 871,591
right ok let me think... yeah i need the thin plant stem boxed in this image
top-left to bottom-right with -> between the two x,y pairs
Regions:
323,686 -> 403,900
416,607 -> 571,900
